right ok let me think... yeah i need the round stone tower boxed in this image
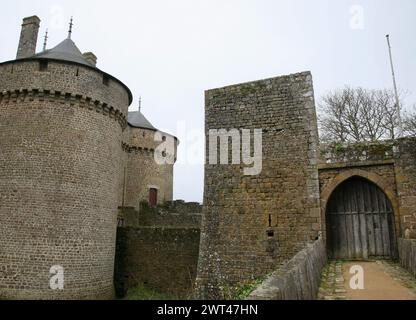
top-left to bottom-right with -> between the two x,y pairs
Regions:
0,16 -> 132,299
122,110 -> 178,209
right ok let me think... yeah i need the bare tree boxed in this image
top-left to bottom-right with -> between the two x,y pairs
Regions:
318,87 -> 409,143
403,108 -> 416,137
319,87 -> 360,142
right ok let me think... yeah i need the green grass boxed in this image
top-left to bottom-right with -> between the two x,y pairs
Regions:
221,278 -> 266,300
124,285 -> 180,300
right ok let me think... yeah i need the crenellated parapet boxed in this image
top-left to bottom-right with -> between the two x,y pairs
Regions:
121,140 -> 177,161
0,89 -> 128,129
122,141 -> 155,155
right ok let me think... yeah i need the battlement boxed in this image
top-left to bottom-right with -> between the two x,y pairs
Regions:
122,142 -> 155,155
0,88 -> 128,129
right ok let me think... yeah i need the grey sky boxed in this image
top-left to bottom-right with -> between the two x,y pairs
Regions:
1,0 -> 415,202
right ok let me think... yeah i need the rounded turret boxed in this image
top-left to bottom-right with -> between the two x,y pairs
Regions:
0,16 -> 131,299
121,111 -> 178,209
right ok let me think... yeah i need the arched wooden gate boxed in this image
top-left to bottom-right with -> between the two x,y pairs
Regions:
326,177 -> 397,259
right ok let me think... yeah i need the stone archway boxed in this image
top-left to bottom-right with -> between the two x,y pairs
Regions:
327,177 -> 397,259
321,169 -> 400,258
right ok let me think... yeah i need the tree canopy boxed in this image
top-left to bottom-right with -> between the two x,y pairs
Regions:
318,87 -> 415,143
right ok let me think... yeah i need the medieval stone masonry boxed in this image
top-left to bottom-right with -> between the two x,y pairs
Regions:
0,15 -> 415,300
0,16 -> 176,299
194,72 -> 322,299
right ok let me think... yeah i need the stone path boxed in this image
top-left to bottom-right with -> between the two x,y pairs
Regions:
318,260 -> 416,300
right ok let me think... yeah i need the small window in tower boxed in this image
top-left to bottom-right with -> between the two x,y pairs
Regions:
76,68 -> 79,76
149,188 -> 158,206
39,61 -> 48,72
103,75 -> 110,86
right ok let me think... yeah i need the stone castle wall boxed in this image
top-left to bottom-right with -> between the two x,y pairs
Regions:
195,72 -> 321,299
394,138 -> 416,233
136,201 -> 202,228
0,60 -> 130,299
2,14 -> 414,300
114,200 -> 202,297
0,15 -> 179,299
318,138 -> 416,239
114,227 -> 200,298
248,238 -> 327,300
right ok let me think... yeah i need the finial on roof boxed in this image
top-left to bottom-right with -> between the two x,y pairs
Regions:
139,96 -> 142,112
68,16 -> 74,39
43,29 -> 48,51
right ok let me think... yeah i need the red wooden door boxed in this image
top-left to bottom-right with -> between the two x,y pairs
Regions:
149,188 -> 158,206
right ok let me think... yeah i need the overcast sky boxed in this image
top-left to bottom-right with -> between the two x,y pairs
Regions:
1,0 -> 415,202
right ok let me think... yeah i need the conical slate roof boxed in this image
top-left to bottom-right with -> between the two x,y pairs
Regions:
34,38 -> 94,67
128,111 -> 157,130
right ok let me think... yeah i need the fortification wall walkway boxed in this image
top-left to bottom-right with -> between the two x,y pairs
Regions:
319,260 -> 416,300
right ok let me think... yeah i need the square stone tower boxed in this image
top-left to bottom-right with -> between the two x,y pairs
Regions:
195,72 -> 321,299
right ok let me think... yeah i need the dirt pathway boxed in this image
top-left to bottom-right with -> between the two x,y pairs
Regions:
319,260 -> 416,300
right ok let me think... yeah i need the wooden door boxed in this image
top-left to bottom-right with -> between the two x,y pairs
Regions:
327,177 -> 396,259
149,188 -> 158,206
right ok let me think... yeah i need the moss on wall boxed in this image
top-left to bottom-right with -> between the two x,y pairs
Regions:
114,227 -> 200,299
